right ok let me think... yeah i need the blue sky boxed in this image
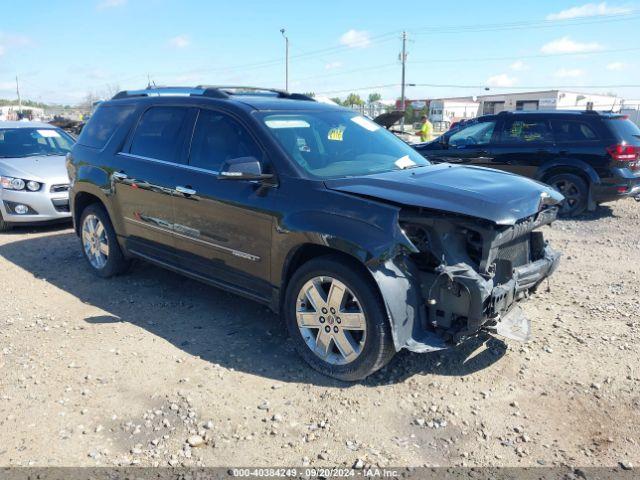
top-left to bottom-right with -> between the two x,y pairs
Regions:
1,0 -> 639,104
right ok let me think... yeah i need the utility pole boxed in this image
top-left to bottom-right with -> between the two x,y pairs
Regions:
280,28 -> 289,91
16,75 -> 22,114
400,31 -> 407,132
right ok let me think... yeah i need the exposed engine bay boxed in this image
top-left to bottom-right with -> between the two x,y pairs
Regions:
398,205 -> 561,347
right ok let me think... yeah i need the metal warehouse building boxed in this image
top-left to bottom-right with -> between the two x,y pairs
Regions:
477,90 -> 623,115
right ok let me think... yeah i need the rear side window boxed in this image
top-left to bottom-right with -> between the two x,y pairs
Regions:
550,119 -> 599,142
189,110 -> 262,172
129,107 -> 190,162
605,117 -> 640,142
77,105 -> 135,149
498,118 -> 553,144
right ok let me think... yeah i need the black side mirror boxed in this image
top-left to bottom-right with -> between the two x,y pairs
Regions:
218,156 -> 274,181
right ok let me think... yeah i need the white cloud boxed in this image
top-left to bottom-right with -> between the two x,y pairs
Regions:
540,36 -> 604,54
547,2 -> 632,20
554,68 -> 585,78
339,30 -> 371,48
169,35 -> 190,48
486,74 -> 518,87
0,33 -> 31,57
325,61 -> 342,70
606,61 -> 626,70
510,60 -> 529,71
97,0 -> 126,9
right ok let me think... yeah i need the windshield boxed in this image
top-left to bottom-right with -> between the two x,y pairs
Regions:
260,110 -> 429,178
0,127 -> 75,158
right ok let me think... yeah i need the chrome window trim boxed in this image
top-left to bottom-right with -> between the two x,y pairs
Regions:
117,152 -> 219,175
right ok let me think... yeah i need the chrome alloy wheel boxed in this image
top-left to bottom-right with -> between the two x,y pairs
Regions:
82,214 -> 109,269
296,276 -> 367,365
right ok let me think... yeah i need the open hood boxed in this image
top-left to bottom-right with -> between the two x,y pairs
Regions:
325,163 -> 563,225
373,111 -> 405,130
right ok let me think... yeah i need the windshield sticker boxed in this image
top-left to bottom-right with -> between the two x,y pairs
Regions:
395,155 -> 417,169
327,126 -> 345,141
37,129 -> 61,138
351,115 -> 380,132
265,119 -> 310,129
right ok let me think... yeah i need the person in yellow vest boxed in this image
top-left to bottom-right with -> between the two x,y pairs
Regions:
417,115 -> 433,142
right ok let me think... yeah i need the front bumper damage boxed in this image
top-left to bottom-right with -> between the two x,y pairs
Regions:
369,206 -> 561,353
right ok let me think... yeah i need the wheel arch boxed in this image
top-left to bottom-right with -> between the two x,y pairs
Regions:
73,191 -> 105,235
536,159 -> 599,186
279,243 -> 381,312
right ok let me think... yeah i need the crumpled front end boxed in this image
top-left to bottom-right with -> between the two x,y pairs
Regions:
372,205 -> 561,353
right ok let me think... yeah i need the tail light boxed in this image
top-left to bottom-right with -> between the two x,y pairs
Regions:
607,144 -> 639,171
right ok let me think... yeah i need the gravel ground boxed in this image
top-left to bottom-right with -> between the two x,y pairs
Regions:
0,199 -> 638,469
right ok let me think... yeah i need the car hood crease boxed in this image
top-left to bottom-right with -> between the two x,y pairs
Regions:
325,163 -> 563,225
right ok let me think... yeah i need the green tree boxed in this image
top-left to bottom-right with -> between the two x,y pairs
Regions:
329,97 -> 343,106
404,104 -> 415,124
367,92 -> 382,104
344,93 -> 364,107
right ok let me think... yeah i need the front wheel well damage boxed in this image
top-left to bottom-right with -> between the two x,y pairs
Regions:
280,244 -> 385,314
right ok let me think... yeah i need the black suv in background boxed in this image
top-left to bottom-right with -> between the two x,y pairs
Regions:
68,86 -> 562,380
414,110 -> 640,216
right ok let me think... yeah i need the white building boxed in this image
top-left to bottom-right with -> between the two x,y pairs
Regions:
0,105 -> 45,121
620,99 -> 640,126
477,90 -> 622,115
428,97 -> 479,125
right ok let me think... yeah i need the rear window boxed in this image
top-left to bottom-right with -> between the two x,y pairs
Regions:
129,106 -> 190,163
605,117 -> 640,143
77,105 -> 135,149
550,119 -> 599,142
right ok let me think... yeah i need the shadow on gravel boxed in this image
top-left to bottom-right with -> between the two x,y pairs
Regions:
557,204 -> 616,222
0,231 -> 504,387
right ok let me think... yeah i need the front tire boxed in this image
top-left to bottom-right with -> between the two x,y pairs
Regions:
80,203 -> 129,278
284,256 -> 395,381
547,173 -> 588,217
0,211 -> 12,232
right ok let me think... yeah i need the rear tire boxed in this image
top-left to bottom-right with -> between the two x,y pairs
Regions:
547,173 -> 588,217
284,255 -> 395,381
80,203 -> 129,278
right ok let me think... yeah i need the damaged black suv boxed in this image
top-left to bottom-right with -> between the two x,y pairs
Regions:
68,86 -> 563,381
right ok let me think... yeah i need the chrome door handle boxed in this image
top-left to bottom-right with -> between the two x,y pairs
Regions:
175,186 -> 197,196
112,171 -> 128,180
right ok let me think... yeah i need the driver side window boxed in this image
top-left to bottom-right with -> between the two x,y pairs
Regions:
189,109 -> 263,173
449,121 -> 496,148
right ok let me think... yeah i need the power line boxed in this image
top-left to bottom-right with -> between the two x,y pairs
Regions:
412,83 -> 640,89
411,47 -> 640,64
409,11 -> 640,35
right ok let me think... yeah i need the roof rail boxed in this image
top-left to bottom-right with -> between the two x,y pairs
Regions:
111,86 -> 229,100
112,85 -> 315,102
196,85 -> 315,101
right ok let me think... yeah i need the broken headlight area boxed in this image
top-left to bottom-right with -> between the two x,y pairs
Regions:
399,206 -> 560,345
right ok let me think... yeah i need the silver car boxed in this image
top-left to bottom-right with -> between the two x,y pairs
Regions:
0,121 -> 74,231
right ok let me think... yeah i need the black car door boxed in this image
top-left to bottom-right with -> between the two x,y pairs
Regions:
488,115 -> 555,177
427,119 -> 498,165
170,108 -> 275,301
111,105 -> 195,260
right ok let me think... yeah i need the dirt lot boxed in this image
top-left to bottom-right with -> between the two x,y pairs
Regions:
0,199 -> 639,469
